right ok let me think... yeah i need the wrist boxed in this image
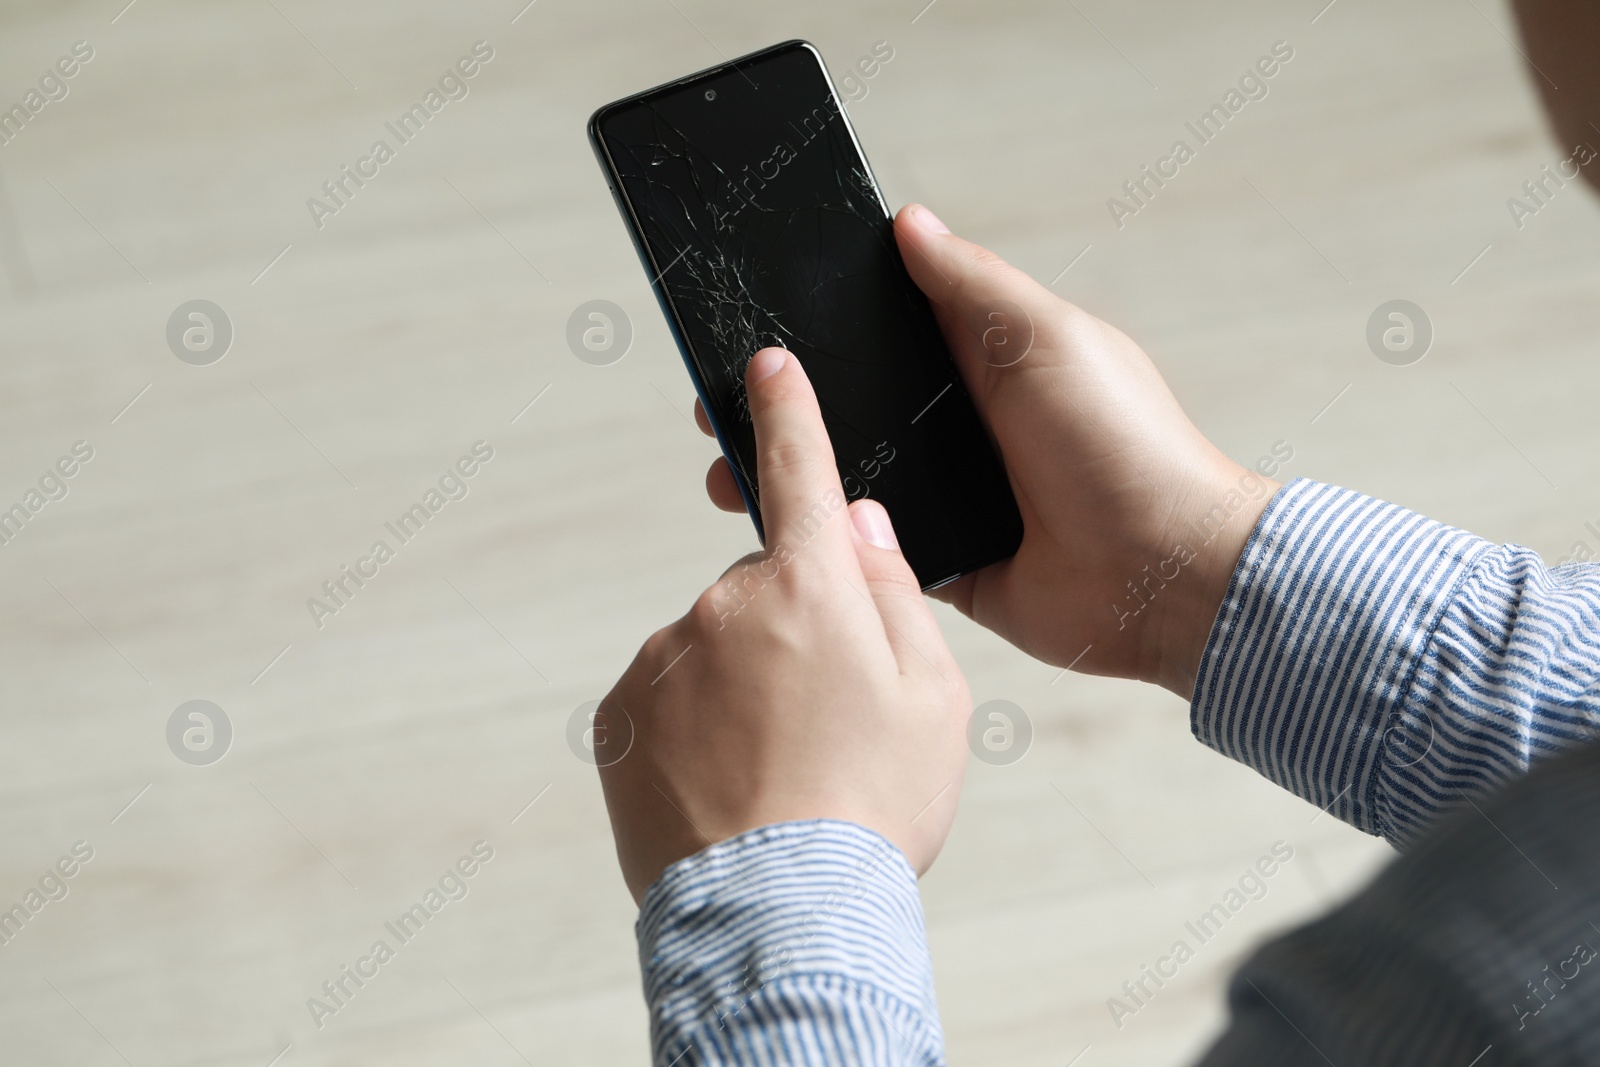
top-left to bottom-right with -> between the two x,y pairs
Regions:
1140,463 -> 1280,699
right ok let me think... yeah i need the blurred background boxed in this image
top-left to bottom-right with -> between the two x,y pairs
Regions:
1,0 -> 1595,1063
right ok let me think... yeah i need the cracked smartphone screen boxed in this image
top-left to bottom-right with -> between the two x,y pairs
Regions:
590,40 -> 1021,588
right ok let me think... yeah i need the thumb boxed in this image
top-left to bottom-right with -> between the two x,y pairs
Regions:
847,499 -> 954,677
893,203 -> 1066,386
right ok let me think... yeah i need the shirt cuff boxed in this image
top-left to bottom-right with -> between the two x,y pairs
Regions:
637,820 -> 943,1066
1191,479 -> 1492,843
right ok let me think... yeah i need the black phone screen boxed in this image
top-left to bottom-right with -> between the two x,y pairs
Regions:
589,40 -> 1021,588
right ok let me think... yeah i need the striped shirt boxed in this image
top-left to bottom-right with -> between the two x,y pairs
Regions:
636,480 -> 1600,1065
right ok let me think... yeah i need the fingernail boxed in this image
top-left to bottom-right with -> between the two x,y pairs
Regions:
851,500 -> 899,550
747,347 -> 787,384
913,204 -> 950,234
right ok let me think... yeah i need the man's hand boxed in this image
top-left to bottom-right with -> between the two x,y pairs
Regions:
697,208 -> 1275,699
600,347 -> 971,905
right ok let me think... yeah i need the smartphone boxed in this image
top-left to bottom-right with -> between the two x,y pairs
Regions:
588,39 -> 1021,589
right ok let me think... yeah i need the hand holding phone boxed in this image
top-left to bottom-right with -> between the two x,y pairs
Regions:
889,207 -> 1278,698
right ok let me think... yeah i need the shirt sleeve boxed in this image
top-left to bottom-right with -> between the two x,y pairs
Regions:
636,820 -> 945,1066
1192,478 -> 1600,847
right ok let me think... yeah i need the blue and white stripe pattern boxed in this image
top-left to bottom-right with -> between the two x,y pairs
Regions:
639,820 -> 943,1066
1193,478 -> 1600,847
638,479 -> 1600,1064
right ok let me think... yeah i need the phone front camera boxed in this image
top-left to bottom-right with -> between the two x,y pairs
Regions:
704,89 -> 716,101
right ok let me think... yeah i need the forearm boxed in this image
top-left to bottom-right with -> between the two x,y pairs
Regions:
638,820 -> 945,1066
1192,479 -> 1600,846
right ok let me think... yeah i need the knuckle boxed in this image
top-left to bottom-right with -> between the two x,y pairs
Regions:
638,625 -> 672,665
949,247 -> 1012,302
712,559 -> 767,615
779,561 -> 827,603
760,439 -> 817,480
688,586 -> 732,632
639,619 -> 692,669
966,245 -> 1010,275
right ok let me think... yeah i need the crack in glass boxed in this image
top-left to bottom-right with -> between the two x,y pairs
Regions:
609,97 -> 904,500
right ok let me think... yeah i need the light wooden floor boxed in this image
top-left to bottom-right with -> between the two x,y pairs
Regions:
2,0 -> 1596,1064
